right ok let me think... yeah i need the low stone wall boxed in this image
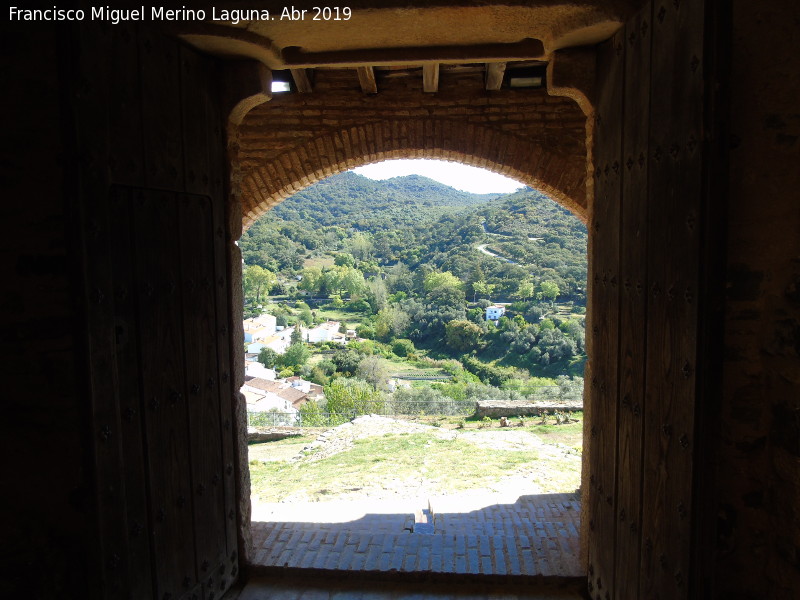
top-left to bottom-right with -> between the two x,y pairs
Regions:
476,400 -> 583,418
247,427 -> 304,443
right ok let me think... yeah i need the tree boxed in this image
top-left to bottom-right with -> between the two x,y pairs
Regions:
445,319 -> 485,351
539,281 -> 560,302
243,265 -> 276,304
385,262 -> 413,293
374,306 -> 410,341
333,253 -> 355,267
515,280 -> 535,301
321,267 -> 345,295
279,342 -> 310,369
298,305 -> 313,326
331,349 -> 363,376
257,347 -> 278,368
340,267 -> 366,298
290,326 -> 304,346
423,271 -> 463,293
323,377 -> 384,416
298,266 -> 323,298
356,356 -> 390,390
471,280 -> 495,302
346,232 -> 373,260
391,338 -> 415,357
365,277 -> 388,313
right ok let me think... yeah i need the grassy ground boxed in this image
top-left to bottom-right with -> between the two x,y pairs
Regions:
312,306 -> 364,326
250,432 -> 539,502
247,413 -> 583,502
248,436 -> 315,462
303,255 -> 335,269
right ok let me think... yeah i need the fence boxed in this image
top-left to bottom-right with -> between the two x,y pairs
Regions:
503,385 -> 583,403
246,388 -> 584,428
247,398 -> 475,428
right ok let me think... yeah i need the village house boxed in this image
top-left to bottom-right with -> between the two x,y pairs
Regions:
241,376 -> 312,424
244,360 -> 276,381
285,376 -> 324,400
242,313 -> 277,343
245,325 -> 295,354
485,304 -> 506,322
303,320 -> 347,344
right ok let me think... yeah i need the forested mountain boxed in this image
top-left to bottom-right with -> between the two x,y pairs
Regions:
272,171 -> 498,231
240,172 -> 498,273
240,173 -> 587,304
240,170 -> 588,381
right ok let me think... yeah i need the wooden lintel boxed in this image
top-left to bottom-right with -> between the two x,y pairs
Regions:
282,38 -> 544,68
485,62 -> 507,91
356,66 -> 378,94
290,68 -> 313,93
423,63 -> 439,93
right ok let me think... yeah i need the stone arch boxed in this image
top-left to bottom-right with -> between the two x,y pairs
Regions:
237,119 -> 588,229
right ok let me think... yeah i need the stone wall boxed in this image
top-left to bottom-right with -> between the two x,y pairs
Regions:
234,69 -> 589,226
476,401 -> 584,419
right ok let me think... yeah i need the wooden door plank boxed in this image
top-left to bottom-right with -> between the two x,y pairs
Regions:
139,28 -> 183,191
109,25 -> 144,186
71,18 -> 137,599
133,190 -> 197,599
111,187 -> 155,599
203,69 -> 239,575
640,0 -> 705,597
587,27 -> 625,600
613,4 -> 652,598
178,194 -> 229,586
179,45 -> 212,197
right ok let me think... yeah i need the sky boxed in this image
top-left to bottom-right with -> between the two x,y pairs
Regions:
352,159 -> 523,194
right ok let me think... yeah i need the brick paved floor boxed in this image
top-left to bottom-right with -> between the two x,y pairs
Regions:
238,576 -> 585,599
250,492 -> 581,578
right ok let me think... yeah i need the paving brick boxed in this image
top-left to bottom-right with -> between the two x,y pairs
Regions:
312,546 -> 330,569
390,545 -> 406,570
361,542 -> 379,570
250,492 -> 582,578
416,545 -> 431,571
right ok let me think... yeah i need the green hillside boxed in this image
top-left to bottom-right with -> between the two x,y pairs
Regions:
240,170 -> 587,384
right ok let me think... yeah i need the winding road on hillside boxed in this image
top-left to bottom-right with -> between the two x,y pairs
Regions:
476,243 -> 519,264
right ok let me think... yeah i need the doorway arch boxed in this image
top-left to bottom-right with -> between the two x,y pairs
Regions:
237,120 -> 588,229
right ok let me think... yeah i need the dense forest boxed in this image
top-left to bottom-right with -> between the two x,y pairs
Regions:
240,171 -> 588,404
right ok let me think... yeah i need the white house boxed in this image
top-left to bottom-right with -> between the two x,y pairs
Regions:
304,321 -> 347,344
241,377 -> 312,423
246,325 -> 295,354
245,361 -> 276,380
243,314 -> 277,342
485,304 -> 506,321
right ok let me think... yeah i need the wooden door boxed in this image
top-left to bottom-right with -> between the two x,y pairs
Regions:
587,0 -> 722,597
76,23 -> 239,600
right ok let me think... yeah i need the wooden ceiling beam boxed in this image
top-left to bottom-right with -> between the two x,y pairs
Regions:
356,66 -> 378,94
290,68 -> 313,93
423,63 -> 439,93
485,62 -> 507,91
282,39 -> 544,68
